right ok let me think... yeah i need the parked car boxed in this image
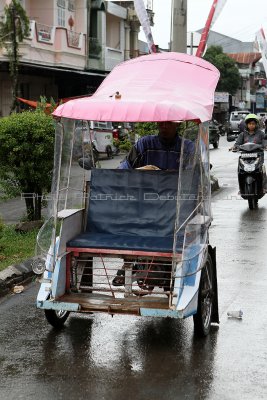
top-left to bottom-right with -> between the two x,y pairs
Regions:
257,112 -> 267,119
227,110 -> 250,141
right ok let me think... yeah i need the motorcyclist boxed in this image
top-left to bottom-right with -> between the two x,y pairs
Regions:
230,113 -> 267,194
231,114 -> 266,151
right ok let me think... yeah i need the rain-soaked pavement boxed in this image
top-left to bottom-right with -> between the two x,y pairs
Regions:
1,137 -> 267,400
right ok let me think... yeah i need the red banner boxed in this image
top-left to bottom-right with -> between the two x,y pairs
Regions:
196,0 -> 227,58
256,28 -> 267,76
134,0 -> 156,53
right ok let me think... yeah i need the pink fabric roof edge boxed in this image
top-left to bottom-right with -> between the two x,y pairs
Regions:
53,52 -> 220,123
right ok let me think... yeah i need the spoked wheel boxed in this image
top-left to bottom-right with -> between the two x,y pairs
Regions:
193,254 -> 214,337
44,309 -> 70,329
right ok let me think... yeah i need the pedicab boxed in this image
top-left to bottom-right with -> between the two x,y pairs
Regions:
34,52 -> 220,336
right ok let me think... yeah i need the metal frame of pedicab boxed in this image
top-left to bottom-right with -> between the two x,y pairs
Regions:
35,52 -> 220,336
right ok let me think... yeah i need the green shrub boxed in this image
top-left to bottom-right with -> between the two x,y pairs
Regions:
134,122 -> 158,137
0,224 -> 38,271
0,110 -> 55,220
0,216 -> 4,240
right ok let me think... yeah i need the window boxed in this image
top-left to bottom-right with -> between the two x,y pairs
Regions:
106,14 -> 120,49
68,0 -> 75,12
57,0 -> 66,26
58,7 -> 66,27
57,0 -> 66,7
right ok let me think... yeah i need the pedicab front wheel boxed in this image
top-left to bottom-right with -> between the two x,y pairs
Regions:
44,309 -> 70,329
193,254 -> 214,337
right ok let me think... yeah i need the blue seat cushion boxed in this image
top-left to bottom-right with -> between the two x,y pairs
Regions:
67,169 -> 197,253
67,232 -> 184,253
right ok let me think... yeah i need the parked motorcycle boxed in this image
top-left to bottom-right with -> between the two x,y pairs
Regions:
218,124 -> 226,136
233,143 -> 266,209
213,119 -> 226,136
209,120 -> 220,148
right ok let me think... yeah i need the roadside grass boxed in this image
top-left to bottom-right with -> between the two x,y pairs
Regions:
0,225 -> 37,272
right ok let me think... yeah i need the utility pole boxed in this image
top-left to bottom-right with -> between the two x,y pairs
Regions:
170,0 -> 187,53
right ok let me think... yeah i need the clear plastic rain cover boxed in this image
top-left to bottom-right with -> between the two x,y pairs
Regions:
36,118 -> 89,263
36,119 -> 211,276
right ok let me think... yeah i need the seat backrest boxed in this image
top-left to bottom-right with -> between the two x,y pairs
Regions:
86,169 -> 198,237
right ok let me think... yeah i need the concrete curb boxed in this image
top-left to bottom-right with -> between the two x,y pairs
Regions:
0,257 -> 36,297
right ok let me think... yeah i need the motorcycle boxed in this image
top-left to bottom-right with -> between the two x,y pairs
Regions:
212,119 -> 226,136
218,123 -> 226,136
233,143 -> 266,209
209,120 -> 220,148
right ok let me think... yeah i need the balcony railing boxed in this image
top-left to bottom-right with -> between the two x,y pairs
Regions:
33,21 -> 82,49
67,30 -> 82,48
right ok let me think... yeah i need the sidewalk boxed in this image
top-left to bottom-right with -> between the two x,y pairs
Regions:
0,196 -> 28,225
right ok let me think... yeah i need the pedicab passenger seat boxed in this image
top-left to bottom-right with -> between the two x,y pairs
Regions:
67,169 -> 193,254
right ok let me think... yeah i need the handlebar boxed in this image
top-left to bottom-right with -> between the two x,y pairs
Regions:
229,146 -> 267,152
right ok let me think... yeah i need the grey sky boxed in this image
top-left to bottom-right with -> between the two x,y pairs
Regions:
140,0 -> 267,48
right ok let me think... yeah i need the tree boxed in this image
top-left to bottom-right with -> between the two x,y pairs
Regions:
0,111 -> 55,220
0,0 -> 30,112
134,122 -> 159,137
203,45 -> 240,95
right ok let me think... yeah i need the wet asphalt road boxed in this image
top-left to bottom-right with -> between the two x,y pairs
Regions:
1,137 -> 267,400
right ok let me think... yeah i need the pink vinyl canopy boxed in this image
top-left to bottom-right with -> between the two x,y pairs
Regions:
53,52 -> 220,123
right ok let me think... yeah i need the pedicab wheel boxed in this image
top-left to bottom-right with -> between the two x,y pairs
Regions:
44,309 -> 70,329
193,254 -> 213,337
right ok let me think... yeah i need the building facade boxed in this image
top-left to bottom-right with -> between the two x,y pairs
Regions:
0,0 -> 151,116
205,30 -> 266,112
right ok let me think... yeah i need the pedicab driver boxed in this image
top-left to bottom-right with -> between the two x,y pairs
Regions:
119,121 -> 195,170
112,121 -> 195,286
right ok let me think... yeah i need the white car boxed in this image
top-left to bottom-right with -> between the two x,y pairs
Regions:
227,110 -> 250,141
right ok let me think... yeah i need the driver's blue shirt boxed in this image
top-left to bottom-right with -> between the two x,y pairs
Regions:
119,134 -> 195,170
